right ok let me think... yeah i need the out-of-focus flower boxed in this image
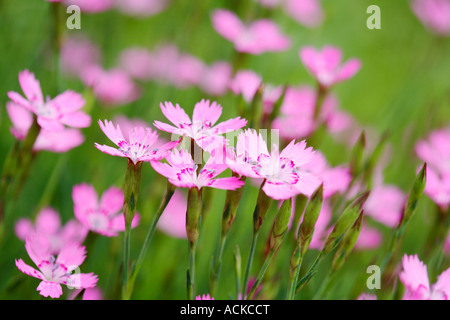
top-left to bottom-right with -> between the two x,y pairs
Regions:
354,224 -> 382,249
154,99 -> 247,152
115,0 -> 169,17
411,0 -> 450,36
118,48 -> 154,80
72,183 -> 140,237
257,0 -> 324,28
151,149 -> 245,190
95,119 -> 179,165
196,294 -> 214,300
299,46 -> 361,88
61,36 -> 101,79
70,287 -> 103,300
304,200 -> 331,249
63,0 -> 114,13
15,207 -> 88,255
416,128 -> 450,209
272,85 -> 352,140
6,102 -> 85,153
357,293 -> 377,300
211,9 -> 291,55
15,234 -> 98,299
400,254 -> 450,300
198,61 -> 233,96
81,65 -> 140,106
364,184 -> 406,228
157,188 -> 187,238
229,70 -> 262,103
229,129 -> 320,200
303,151 -> 352,198
8,70 -> 91,131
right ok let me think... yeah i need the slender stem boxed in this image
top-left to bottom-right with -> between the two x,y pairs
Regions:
287,243 -> 304,300
209,233 -> 227,297
122,224 -> 131,300
187,241 -> 197,300
233,245 -> 242,300
246,249 -> 275,300
295,251 -> 324,295
242,230 -> 259,298
125,183 -> 175,299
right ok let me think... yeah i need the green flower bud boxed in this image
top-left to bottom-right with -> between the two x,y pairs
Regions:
269,198 -> 292,252
186,187 -> 203,245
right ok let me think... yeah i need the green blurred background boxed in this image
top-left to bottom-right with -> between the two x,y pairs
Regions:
0,0 -> 449,299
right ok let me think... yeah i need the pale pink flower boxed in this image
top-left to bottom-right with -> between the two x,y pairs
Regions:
229,129 -> 320,199
151,148 -> 245,190
157,188 -> 187,238
6,102 -> 85,153
175,54 -> 208,88
284,0 -> 324,28
63,0 -> 114,13
357,293 -> 377,300
15,207 -> 88,255
400,254 -> 450,300
354,224 -> 382,250
198,61 -> 233,96
70,287 -> 103,300
115,0 -> 169,17
416,128 -> 450,209
364,185 -> 406,228
61,36 -> 101,78
411,0 -> 450,36
229,70 -> 262,103
95,119 -> 179,165
118,48 -> 154,80
196,294 -> 214,300
153,99 -> 247,152
211,9 -> 291,55
72,183 -> 140,237
81,65 -> 140,106
303,151 -> 352,198
8,70 -> 91,131
445,233 -> 450,254
15,234 -> 98,299
299,46 -> 361,88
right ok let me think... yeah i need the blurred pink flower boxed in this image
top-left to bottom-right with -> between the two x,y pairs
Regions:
81,65 -> 140,106
118,48 -> 154,80
354,224 -> 382,250
15,234 -> 98,299
6,102 -> 85,153
115,0 -> 169,17
272,85 -> 352,140
95,119 -> 179,164
15,207 -> 88,255
400,254 -> 450,300
299,46 -> 361,88
229,69 -> 262,103
151,149 -> 245,190
303,150 -> 352,198
357,293 -> 377,300
72,183 -> 140,237
445,233 -> 450,254
229,129 -> 320,199
364,184 -> 406,228
61,36 -> 101,78
63,0 -> 114,13
304,200 -> 332,249
8,70 -> 91,131
411,0 -> 450,36
198,61 -> 233,96
211,9 -> 291,55
154,99 -> 247,152
416,128 -> 450,209
157,188 -> 187,238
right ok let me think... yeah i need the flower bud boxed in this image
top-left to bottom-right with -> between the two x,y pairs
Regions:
186,187 -> 203,245
269,198 -> 292,252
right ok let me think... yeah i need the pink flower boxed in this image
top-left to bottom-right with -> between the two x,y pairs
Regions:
284,0 -> 324,28
304,200 -> 332,249
95,119 -> 179,165
416,128 -> 450,209
15,207 -> 88,255
81,65 -> 140,106
8,70 -> 91,131
299,46 -> 361,88
115,0 -> 169,17
198,61 -> 233,96
118,48 -> 154,80
72,183 -> 140,237
364,185 -> 406,228
151,148 -> 245,190
303,151 -> 352,198
157,188 -> 187,238
357,293 -> 377,300
196,294 -> 214,300
153,99 -> 247,152
272,85 -> 352,140
229,70 -> 262,103
211,9 -> 291,55
6,102 -> 85,153
70,287 -> 103,300
411,0 -> 450,36
354,224 -> 382,250
61,36 -> 101,78
63,0 -> 114,13
15,234 -> 98,299
229,129 -> 320,200
400,254 -> 450,300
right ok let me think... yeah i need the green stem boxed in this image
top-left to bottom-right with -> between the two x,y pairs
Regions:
286,243 -> 304,300
209,233 -> 227,297
122,223 -> 131,300
125,183 -> 175,299
295,251 -> 324,295
242,230 -> 259,298
187,241 -> 197,300
246,249 -> 275,300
